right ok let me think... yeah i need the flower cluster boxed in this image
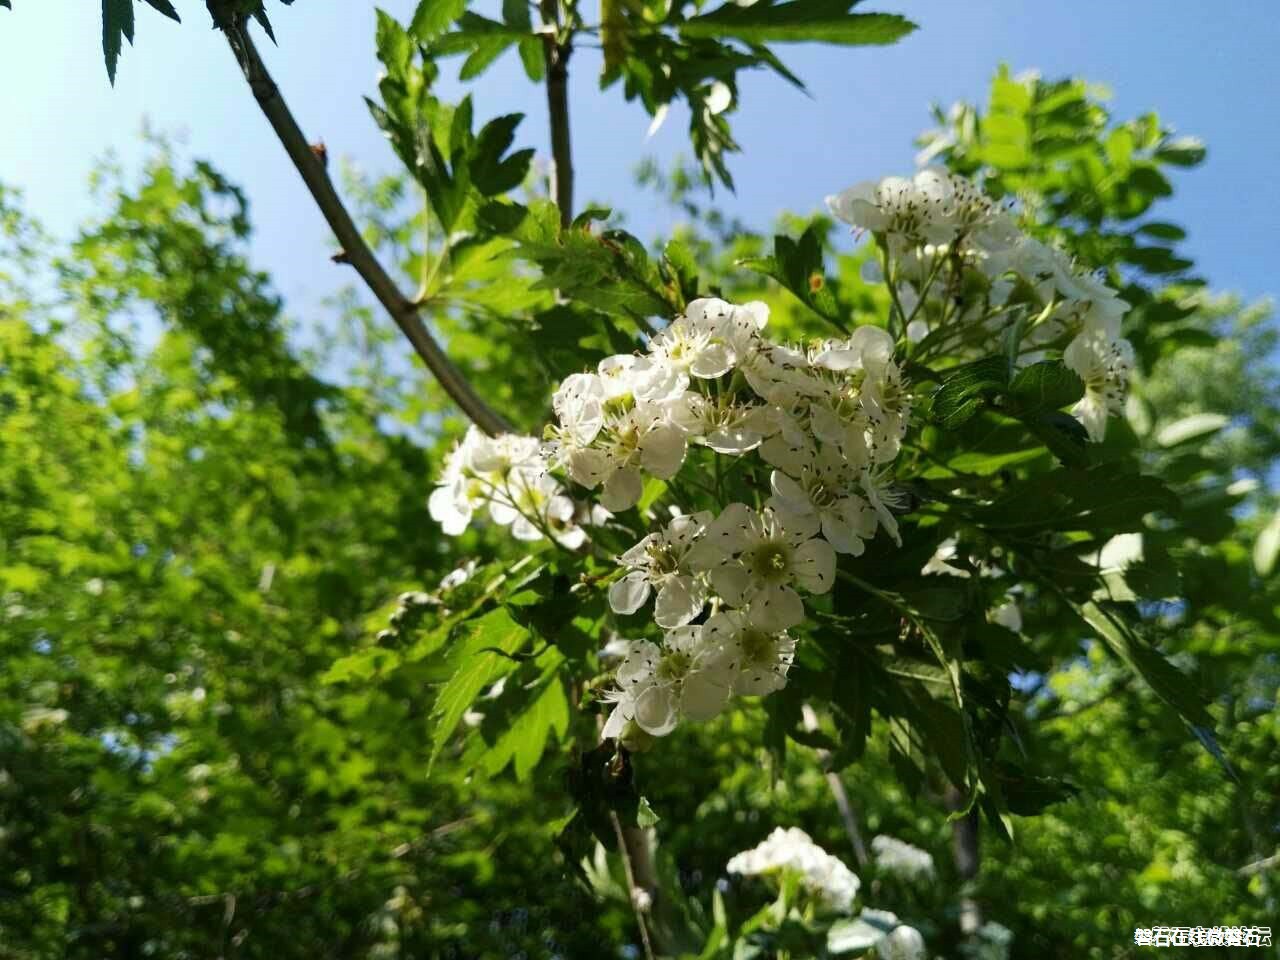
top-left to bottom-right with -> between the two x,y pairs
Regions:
726,826 -> 862,913
570,296 -> 911,738
427,169 -> 1138,745
828,167 -> 1135,441
428,426 -> 589,549
871,834 -> 936,883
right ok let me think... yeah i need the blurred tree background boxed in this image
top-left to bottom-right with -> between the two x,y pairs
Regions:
0,5 -> 1278,959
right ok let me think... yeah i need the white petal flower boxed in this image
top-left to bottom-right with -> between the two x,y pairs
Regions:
726,827 -> 860,913
1064,329 -> 1135,442
601,628 -> 734,738
871,835 -> 936,882
766,442 -> 878,556
699,504 -> 835,631
881,924 -> 927,960
609,511 -> 713,628
704,610 -> 795,696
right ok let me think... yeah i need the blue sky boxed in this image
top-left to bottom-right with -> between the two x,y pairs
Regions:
1,1 -> 1277,323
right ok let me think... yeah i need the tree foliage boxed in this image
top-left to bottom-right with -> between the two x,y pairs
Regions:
1,5 -> 1277,960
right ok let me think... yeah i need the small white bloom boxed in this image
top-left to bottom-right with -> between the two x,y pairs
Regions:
610,511 -> 714,628
726,826 -> 861,913
765,441 -> 877,555
703,610 -> 795,696
1064,329 -> 1135,442
871,834 -> 936,882
881,924 -> 928,960
601,629 -> 736,738
698,504 -> 836,631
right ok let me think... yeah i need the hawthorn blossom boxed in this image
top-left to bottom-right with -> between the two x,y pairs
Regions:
703,610 -> 796,696
600,628 -> 735,738
826,169 -> 956,252
698,504 -> 836,631
871,835 -> 936,882
764,441 -> 878,556
1064,328 -> 1135,441
726,827 -> 861,913
610,511 -> 715,628
427,427 -> 545,536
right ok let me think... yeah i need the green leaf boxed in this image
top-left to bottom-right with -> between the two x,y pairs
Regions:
429,608 -> 530,769
409,0 -> 466,41
1155,412 -> 1229,447
636,796 -> 660,828
141,0 -> 180,20
1254,512 -> 1280,578
478,651 -> 570,781
739,226 -> 844,329
930,356 -> 1009,429
1137,221 -> 1187,242
1080,601 -> 1210,729
980,464 -> 1178,532
1155,135 -> 1207,167
680,0 -> 917,46
102,0 -> 135,85
1007,361 -> 1084,418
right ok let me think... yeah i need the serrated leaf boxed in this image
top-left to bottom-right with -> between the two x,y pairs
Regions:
981,465 -> 1178,532
1080,601 -> 1211,730
478,650 -> 570,781
410,0 -> 466,41
680,0 -> 916,46
1007,361 -> 1084,418
429,608 -> 529,768
102,0 -> 135,85
1155,135 -> 1206,167
930,356 -> 1009,429
141,0 -> 180,21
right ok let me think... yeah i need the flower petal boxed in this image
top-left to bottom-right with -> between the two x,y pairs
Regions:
749,583 -> 804,632
792,538 -> 836,594
609,571 -> 652,616
654,575 -> 705,629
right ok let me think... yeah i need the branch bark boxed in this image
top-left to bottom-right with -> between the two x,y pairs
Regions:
220,21 -> 510,436
802,704 -> 869,868
946,785 -> 982,935
539,0 -> 574,227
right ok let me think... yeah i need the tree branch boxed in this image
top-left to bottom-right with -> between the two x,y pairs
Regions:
220,21 -> 510,436
802,704 -> 869,868
539,0 -> 574,227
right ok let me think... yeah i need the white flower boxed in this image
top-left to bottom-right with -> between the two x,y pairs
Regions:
811,324 -> 895,377
871,835 -> 936,882
726,827 -> 861,913
764,441 -> 877,555
668,394 -> 771,454
861,467 -> 906,547
494,471 -> 584,547
881,924 -> 928,960
703,610 -> 796,696
1064,329 -> 1135,442
428,427 -> 545,536
609,511 -> 714,628
698,504 -> 836,631
561,398 -> 688,512
439,560 -> 478,592
826,169 -> 956,251
600,628 -> 736,738
639,306 -> 737,400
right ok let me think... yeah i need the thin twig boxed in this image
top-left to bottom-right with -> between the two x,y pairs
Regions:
220,21 -> 510,436
539,0 -> 574,227
801,704 -> 870,868
610,810 -> 657,960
